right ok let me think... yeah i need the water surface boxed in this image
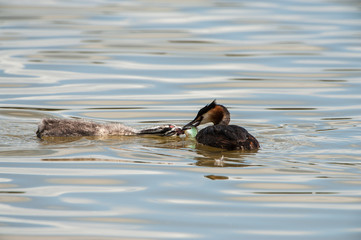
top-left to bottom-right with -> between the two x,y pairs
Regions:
0,0 -> 361,239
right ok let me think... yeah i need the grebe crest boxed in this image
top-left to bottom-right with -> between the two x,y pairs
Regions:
185,100 -> 230,127
183,100 -> 260,151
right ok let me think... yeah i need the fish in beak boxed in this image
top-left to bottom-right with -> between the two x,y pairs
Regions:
182,117 -> 202,130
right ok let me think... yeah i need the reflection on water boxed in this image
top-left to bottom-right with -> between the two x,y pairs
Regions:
1,0 -> 361,239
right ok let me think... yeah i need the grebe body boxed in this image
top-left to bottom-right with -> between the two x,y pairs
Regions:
36,118 -> 182,138
183,100 -> 259,151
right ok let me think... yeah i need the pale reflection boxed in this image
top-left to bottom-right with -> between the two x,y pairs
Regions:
229,196 -> 361,203
109,60 -> 326,72
186,81 -> 343,89
82,111 -> 190,119
236,229 -> 315,236
0,83 -> 146,95
76,217 -> 150,224
0,196 -> 30,203
0,222 -> 200,239
154,198 -> 219,205
60,197 -> 96,204
0,109 -> 50,119
47,178 -> 123,185
48,100 -> 161,106
240,183 -> 312,190
244,71 -> 349,78
0,185 -> 145,197
0,203 -> 145,217
0,167 -> 166,176
267,203 -> 361,210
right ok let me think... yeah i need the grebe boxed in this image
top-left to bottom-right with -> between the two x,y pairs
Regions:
182,100 -> 260,150
36,118 -> 183,138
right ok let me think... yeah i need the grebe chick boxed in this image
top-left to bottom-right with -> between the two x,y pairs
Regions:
182,100 -> 259,151
36,118 -> 183,139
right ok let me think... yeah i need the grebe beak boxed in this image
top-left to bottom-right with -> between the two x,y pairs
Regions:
182,117 -> 201,130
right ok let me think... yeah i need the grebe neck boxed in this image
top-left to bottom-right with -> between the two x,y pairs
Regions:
213,105 -> 230,125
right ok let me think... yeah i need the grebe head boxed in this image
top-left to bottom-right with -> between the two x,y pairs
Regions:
183,100 -> 230,130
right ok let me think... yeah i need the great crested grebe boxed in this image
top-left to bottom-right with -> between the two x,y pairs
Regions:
36,118 -> 183,138
182,100 -> 260,150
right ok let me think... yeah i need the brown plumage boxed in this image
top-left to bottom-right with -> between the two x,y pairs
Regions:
183,100 -> 260,151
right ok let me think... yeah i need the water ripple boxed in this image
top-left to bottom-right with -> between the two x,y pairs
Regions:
1,0 -> 361,239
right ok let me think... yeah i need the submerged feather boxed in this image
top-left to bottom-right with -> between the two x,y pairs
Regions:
37,119 -> 137,138
36,118 -> 184,138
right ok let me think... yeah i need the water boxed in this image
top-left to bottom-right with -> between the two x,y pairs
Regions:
1,0 -> 361,239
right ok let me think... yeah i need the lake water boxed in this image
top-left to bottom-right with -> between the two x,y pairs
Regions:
1,0 -> 361,239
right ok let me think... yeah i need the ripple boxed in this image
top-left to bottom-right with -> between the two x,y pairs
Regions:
0,83 -> 147,95
230,195 -> 361,203
0,196 -> 30,203
47,178 -> 123,185
1,185 -> 145,197
1,0 -> 361,239
0,167 -> 167,176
